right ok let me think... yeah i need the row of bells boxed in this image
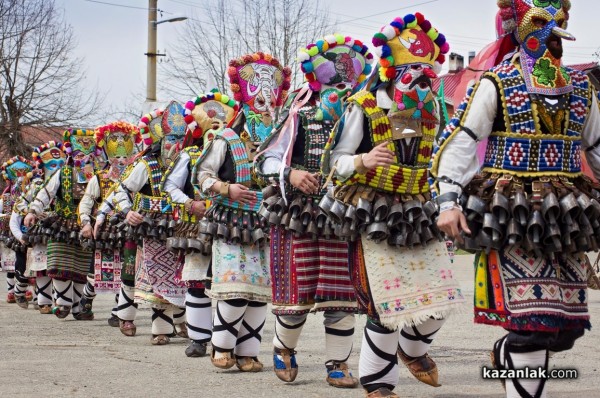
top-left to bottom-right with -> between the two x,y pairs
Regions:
460,189 -> 600,258
259,185 -> 444,247
165,220 -> 212,255
22,217 -> 81,246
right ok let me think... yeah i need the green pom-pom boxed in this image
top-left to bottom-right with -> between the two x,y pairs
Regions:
335,34 -> 345,45
221,94 -> 230,103
227,99 -> 236,107
406,20 -> 418,28
427,28 -> 439,40
374,32 -> 387,41
307,46 -> 319,57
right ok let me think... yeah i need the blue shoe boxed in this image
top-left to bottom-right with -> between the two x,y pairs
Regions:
326,362 -> 359,388
273,347 -> 298,382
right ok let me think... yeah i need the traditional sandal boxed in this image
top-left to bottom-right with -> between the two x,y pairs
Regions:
236,356 -> 263,372
151,334 -> 170,345
176,323 -> 189,338
6,293 -> 16,303
73,311 -> 95,321
15,295 -> 29,309
326,362 -> 359,388
273,347 -> 298,382
39,305 -> 53,314
397,345 -> 440,387
365,387 -> 400,398
185,340 -> 209,357
119,320 -> 137,337
52,305 -> 71,319
107,314 -> 120,327
210,349 -> 236,370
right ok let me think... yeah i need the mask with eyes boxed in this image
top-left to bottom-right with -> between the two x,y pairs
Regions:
32,142 -> 67,181
95,121 -> 140,180
316,83 -> 353,122
184,91 -> 239,149
1,157 -> 33,195
372,14 -> 449,137
228,52 -> 291,143
64,129 -> 99,183
498,0 -> 575,95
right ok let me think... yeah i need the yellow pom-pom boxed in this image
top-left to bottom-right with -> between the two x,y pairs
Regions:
335,34 -> 345,45
321,41 -> 329,52
406,20 -> 418,28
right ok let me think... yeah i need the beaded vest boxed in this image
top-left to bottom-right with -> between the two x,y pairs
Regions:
480,59 -> 591,177
336,90 -> 434,195
131,155 -> 172,215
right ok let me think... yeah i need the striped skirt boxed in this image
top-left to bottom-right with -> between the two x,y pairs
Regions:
47,240 -> 93,283
270,226 -> 357,315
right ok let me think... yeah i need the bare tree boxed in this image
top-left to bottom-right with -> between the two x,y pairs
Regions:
0,0 -> 102,157
161,0 -> 335,99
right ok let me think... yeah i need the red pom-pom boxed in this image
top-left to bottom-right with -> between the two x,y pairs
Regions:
184,115 -> 195,124
354,39 -> 363,47
385,67 -> 396,79
415,12 -> 425,24
436,54 -> 446,64
306,73 -> 316,82
192,128 -> 202,139
380,58 -> 391,68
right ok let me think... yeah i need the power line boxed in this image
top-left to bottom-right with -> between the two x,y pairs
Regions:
80,0 -> 172,14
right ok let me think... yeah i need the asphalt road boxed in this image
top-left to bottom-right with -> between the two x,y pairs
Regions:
1,254 -> 599,398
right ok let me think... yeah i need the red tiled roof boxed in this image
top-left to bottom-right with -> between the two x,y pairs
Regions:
0,125 -> 64,161
434,61 -> 600,106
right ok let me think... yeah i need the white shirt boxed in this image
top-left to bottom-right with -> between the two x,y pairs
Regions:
196,139 -> 227,194
163,151 -> 192,204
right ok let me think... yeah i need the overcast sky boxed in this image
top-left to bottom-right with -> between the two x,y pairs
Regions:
58,0 -> 600,117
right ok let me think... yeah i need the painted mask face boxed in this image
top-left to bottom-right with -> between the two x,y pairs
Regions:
236,61 -> 283,114
391,63 -> 439,123
313,48 -> 366,88
4,161 -> 32,182
159,101 -> 186,164
106,131 -> 135,158
40,148 -> 66,180
513,0 -> 572,59
316,83 -> 353,122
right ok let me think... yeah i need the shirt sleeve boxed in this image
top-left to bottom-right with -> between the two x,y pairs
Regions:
29,171 -> 61,215
435,78 -> 498,195
330,105 -> 368,180
9,212 -> 23,241
78,175 -> 100,225
111,162 -> 149,212
164,152 -> 192,204
197,139 -> 227,194
581,92 -> 600,179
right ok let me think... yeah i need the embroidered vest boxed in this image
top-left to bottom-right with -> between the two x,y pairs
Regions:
480,60 -> 591,177
338,91 -> 434,195
0,193 -> 14,235
163,146 -> 202,222
132,155 -> 172,215
295,105 -> 334,173
54,166 -> 79,219
195,129 -> 263,213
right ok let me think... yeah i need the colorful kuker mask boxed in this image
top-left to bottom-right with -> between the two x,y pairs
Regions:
299,34 -> 374,121
139,101 -> 186,165
63,129 -> 99,183
32,141 -> 67,181
372,14 -> 450,133
1,156 -> 33,195
184,90 -> 239,148
498,0 -> 574,95
229,52 -> 291,142
95,121 -> 140,179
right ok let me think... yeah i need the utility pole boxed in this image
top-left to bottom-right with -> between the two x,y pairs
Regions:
146,0 -> 158,102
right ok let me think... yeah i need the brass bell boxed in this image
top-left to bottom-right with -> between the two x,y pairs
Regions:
301,202 -> 314,226
329,200 -> 347,225
387,203 -> 404,228
366,222 -> 389,243
318,190 -> 336,214
511,191 -> 529,227
356,197 -> 372,223
306,221 -> 319,240
262,185 -> 278,200
289,197 -> 304,219
216,223 -> 229,240
492,192 -> 510,226
373,196 -> 390,223
241,229 -> 251,245
526,210 -> 545,245
251,228 -> 265,245
230,227 -> 242,245
465,195 -> 486,225
268,211 -> 282,225
506,219 -> 524,246
288,217 -> 305,234
315,210 -> 328,229
543,223 -> 562,253
403,199 -> 423,226
559,193 -> 581,225
258,204 -> 270,221
388,232 -> 407,247
263,195 -> 279,211
188,239 -> 202,252
577,193 -> 596,221
483,213 -> 504,246
541,192 -> 560,225
280,212 -> 292,229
